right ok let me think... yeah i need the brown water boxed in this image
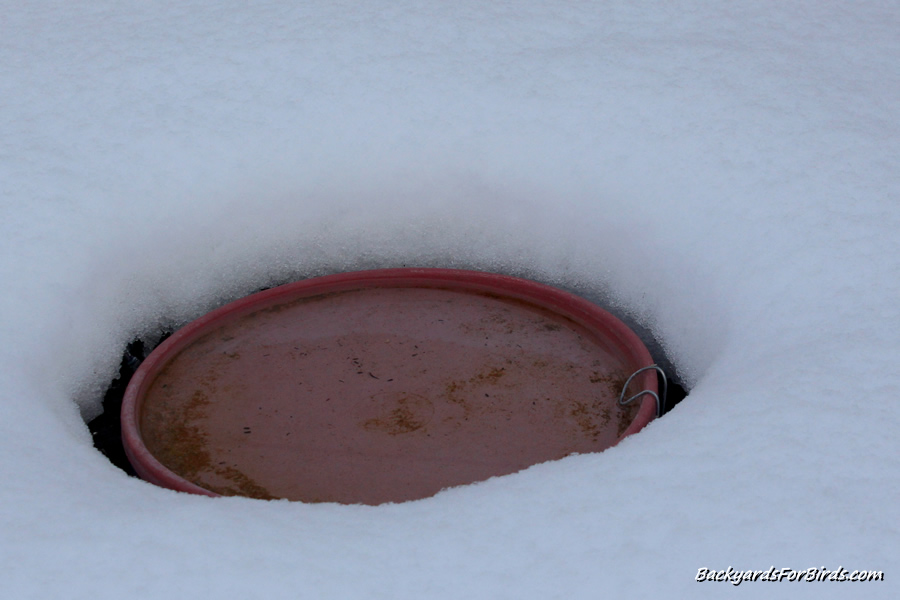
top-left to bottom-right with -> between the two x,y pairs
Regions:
140,287 -> 639,504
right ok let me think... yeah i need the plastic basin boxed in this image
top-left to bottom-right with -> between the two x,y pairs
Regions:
122,268 -> 658,504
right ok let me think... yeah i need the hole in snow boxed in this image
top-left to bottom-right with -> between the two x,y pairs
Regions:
88,270 -> 687,503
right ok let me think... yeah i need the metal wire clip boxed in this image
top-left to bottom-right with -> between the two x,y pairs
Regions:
618,364 -> 667,418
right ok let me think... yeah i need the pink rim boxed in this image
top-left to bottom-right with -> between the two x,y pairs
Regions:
122,268 -> 658,498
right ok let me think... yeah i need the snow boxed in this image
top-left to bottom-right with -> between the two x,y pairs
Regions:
1,1 -> 897,598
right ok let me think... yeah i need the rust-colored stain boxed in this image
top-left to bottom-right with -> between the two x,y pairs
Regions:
137,285 -> 650,505
203,465 -> 273,500
568,400 -> 609,441
143,382 -> 274,499
473,366 -> 506,383
362,393 -> 432,435
143,389 -> 211,480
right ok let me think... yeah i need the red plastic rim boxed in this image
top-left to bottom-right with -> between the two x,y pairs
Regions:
122,268 -> 658,503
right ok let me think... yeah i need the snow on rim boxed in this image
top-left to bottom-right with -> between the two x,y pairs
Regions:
1,2 -> 897,599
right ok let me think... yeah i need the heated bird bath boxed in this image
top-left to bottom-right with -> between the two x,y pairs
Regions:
121,269 -> 661,504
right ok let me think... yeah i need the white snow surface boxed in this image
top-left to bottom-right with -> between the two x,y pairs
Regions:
1,1 -> 898,598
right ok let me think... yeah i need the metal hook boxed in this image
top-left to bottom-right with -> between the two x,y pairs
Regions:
618,364 -> 667,418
